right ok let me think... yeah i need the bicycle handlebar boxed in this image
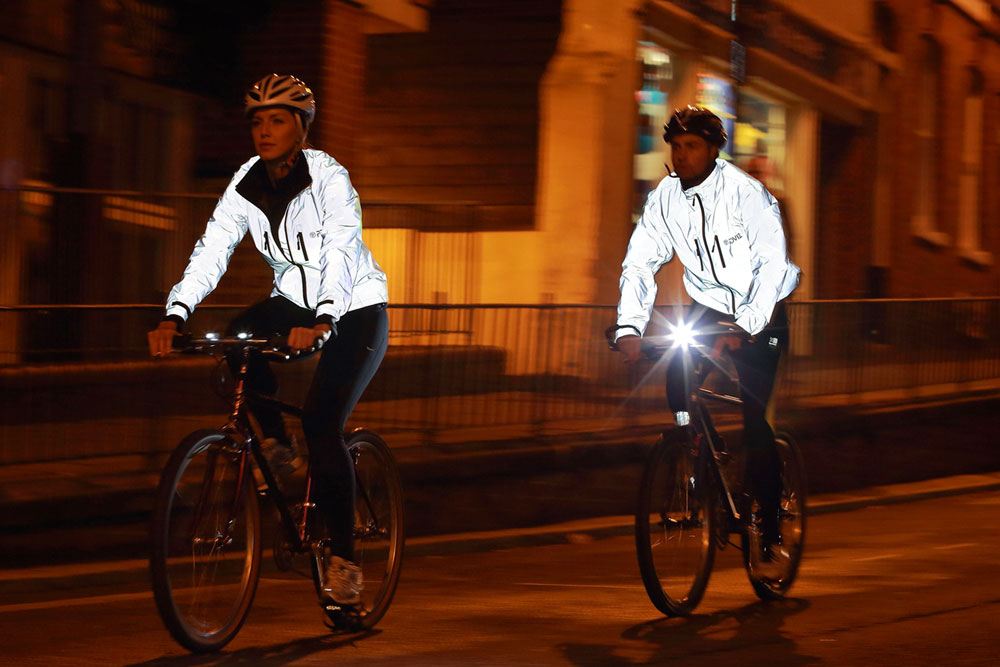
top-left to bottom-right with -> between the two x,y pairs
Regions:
172,333 -> 324,360
604,321 -> 751,359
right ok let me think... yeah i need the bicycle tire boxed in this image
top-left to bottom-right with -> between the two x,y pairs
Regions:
150,429 -> 262,653
635,433 -> 716,616
311,430 -> 404,630
742,432 -> 807,600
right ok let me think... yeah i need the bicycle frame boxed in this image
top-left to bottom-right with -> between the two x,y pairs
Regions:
207,342 -> 317,557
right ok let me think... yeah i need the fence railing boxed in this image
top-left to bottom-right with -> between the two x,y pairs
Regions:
1,299 -> 999,465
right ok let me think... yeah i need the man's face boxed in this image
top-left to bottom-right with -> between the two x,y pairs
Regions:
669,134 -> 718,181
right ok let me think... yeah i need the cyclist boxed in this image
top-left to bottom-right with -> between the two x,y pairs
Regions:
147,73 -> 388,607
612,105 -> 800,549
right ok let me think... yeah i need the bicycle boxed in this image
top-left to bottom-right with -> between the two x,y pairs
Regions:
149,334 -> 404,653
606,319 -> 806,616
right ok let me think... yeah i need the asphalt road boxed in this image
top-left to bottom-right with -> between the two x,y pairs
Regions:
1,489 -> 998,666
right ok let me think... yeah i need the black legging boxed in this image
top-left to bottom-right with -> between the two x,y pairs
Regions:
226,296 -> 389,560
665,302 -> 789,536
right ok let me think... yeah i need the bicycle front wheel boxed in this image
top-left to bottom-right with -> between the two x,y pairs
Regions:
742,432 -> 807,600
635,434 -> 716,616
150,429 -> 262,653
312,430 -> 404,630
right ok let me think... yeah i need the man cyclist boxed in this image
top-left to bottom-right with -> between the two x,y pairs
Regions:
147,74 -> 388,608
613,106 -> 800,548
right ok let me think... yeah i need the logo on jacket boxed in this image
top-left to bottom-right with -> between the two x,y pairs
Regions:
722,232 -> 743,246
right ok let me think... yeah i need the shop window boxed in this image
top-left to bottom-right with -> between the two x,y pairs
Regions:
633,41 -> 675,220
957,69 -> 991,266
911,37 -> 947,245
733,91 -> 786,195
694,73 -> 736,163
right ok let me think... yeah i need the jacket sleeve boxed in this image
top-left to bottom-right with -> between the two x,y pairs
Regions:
734,184 -> 794,335
313,164 -> 363,324
616,188 -> 673,340
165,176 -> 248,322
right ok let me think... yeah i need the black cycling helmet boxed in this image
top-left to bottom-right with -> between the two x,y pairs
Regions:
663,106 -> 728,148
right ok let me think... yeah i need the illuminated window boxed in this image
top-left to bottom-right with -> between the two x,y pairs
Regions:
733,91 -> 786,195
911,38 -> 947,245
633,41 -> 675,220
957,69 -> 991,266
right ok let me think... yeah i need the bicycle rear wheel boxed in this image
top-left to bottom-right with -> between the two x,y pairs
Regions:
742,432 -> 807,600
635,434 -> 716,616
312,430 -> 404,630
150,429 -> 262,653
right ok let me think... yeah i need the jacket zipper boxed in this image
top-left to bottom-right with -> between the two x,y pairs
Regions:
281,194 -> 310,309
695,194 -> 736,313
263,231 -> 273,258
712,235 -> 726,268
296,232 -> 309,261
694,240 -> 704,271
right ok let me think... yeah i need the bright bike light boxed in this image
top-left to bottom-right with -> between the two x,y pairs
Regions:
205,332 -> 218,341
668,320 -> 699,348
237,332 -> 249,340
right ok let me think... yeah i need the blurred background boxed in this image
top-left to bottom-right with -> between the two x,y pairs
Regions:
1,0 -> 999,470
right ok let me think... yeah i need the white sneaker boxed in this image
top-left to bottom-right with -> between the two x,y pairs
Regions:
322,556 -> 363,606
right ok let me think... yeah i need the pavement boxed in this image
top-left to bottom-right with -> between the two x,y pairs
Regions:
1,386 -> 999,572
2,471 -> 999,605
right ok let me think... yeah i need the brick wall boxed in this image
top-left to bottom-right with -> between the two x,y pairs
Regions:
815,119 -> 876,299
318,0 -> 366,171
884,0 -> 1000,297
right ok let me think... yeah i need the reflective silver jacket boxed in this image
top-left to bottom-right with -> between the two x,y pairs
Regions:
165,149 -> 387,324
617,159 -> 800,337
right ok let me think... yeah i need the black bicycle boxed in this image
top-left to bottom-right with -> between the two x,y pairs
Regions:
149,335 -> 404,652
607,321 -> 806,615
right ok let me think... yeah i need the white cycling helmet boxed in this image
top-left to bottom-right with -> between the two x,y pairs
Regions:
244,74 -> 316,124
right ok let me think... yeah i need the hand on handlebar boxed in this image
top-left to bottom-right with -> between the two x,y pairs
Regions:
617,334 -> 642,363
287,324 -> 332,353
148,321 -> 180,357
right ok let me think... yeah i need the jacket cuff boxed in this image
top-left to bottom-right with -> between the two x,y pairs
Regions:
735,307 -> 767,336
165,301 -> 192,321
614,323 -> 644,342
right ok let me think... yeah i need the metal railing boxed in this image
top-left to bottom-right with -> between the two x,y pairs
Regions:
1,299 -> 999,465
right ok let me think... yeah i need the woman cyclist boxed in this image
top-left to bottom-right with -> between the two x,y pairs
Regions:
147,73 -> 388,607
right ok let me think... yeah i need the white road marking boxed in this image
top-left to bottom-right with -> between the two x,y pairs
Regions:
853,553 -> 901,562
932,543 -> 979,550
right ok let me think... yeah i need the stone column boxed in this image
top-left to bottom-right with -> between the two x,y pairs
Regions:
534,0 -> 643,304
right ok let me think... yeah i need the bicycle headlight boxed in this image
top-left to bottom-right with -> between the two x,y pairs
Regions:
668,321 -> 699,349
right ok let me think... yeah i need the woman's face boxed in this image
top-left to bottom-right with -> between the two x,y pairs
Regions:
250,108 -> 304,162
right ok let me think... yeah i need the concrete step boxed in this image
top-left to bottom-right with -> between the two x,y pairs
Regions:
361,202 -> 534,230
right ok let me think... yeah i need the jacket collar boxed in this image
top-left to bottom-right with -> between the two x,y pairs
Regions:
681,158 -> 724,199
235,151 -> 312,210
